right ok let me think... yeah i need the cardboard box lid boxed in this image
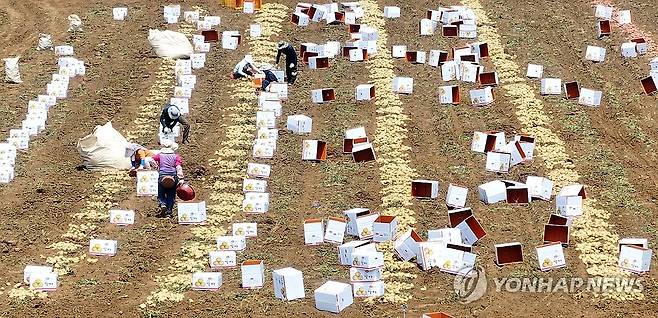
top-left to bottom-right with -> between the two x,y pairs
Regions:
375,215 -> 396,224
242,259 -> 264,266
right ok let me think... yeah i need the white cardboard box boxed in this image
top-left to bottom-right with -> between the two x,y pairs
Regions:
417,241 -> 447,270
527,64 -> 544,78
343,208 -> 370,236
243,179 -> 267,193
23,265 -> 53,284
595,5 -> 612,20
391,45 -> 407,58
383,6 -> 400,18
427,228 -> 462,244
471,131 -> 505,153
428,50 -> 448,67
618,10 -> 631,25
355,84 -> 375,101
556,184 -> 585,217
273,267 -> 305,301
485,151 -> 511,173
112,7 -> 128,20
355,213 -> 380,240
192,272 -> 222,291
469,87 -> 494,106
339,241 -> 376,265
621,42 -> 638,58
178,201 -> 207,225
578,88 -> 603,107
351,250 -> 384,269
618,245 -> 652,274
536,242 -> 566,271
393,230 -> 423,261
232,223 -> 257,237
478,180 -> 507,204
242,260 -> 265,289
325,217 -> 347,244
392,77 -> 413,94
256,111 -> 276,129
446,184 -> 468,208
29,272 -> 58,291
352,281 -> 384,297
585,45 -> 606,62
540,78 -> 562,95
438,85 -> 460,105
411,180 -> 439,199
311,88 -> 336,103
209,250 -> 237,269
526,176 -> 553,201
349,267 -> 382,282
89,239 -> 117,256
247,163 -> 271,179
373,215 -> 397,242
304,219 -> 324,245
315,281 -> 353,313
419,19 -> 437,36
302,140 -> 327,161
242,193 -> 270,213
109,209 -> 135,226
441,61 -> 458,81
292,13 -> 310,26
216,235 -> 246,251
287,115 -> 312,134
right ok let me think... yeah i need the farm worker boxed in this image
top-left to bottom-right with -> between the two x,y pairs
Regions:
125,143 -> 155,170
231,55 -> 259,79
160,104 -> 190,144
275,41 -> 298,84
257,64 -> 280,91
151,139 -> 184,217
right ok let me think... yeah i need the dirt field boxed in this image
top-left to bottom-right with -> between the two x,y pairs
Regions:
0,0 -> 656,317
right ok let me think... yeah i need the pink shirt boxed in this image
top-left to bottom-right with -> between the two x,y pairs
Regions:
152,153 -> 182,174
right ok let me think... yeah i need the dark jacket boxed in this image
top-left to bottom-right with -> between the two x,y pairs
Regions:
160,105 -> 191,143
276,44 -> 298,66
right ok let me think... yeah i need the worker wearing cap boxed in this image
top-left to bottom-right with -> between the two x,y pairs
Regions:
231,55 -> 259,79
275,41 -> 298,84
160,104 -> 190,144
151,140 -> 184,218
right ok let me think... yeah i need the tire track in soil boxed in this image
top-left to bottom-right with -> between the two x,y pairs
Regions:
462,0 -> 644,302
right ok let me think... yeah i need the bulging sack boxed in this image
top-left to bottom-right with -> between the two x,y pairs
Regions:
3,56 -> 22,83
67,15 -> 82,32
148,29 -> 194,59
37,34 -> 53,50
77,121 -> 132,170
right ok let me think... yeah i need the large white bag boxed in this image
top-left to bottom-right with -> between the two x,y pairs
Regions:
3,56 -> 22,83
148,29 -> 194,59
67,15 -> 82,32
77,122 -> 132,170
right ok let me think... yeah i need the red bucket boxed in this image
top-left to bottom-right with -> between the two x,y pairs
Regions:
177,182 -> 196,201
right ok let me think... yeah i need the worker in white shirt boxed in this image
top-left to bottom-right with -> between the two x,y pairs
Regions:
231,55 -> 259,79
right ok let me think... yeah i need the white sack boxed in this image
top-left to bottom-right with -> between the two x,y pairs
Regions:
3,56 -> 22,83
37,34 -> 53,50
148,29 -> 194,59
77,121 -> 132,170
67,15 -> 82,32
